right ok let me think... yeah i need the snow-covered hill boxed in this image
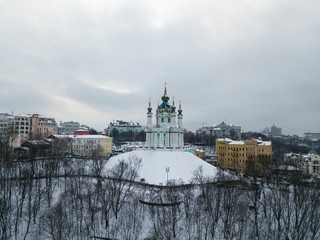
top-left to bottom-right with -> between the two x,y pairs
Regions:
104,149 -> 220,185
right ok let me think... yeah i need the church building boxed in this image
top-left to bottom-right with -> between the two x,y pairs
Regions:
145,85 -> 184,149
105,84 -> 222,185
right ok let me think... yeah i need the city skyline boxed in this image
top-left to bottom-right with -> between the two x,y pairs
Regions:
1,1 -> 319,136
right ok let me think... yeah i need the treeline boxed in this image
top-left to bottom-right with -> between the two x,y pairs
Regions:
1,152 -> 320,239
109,129 -> 146,144
184,131 -> 216,146
183,130 -> 267,147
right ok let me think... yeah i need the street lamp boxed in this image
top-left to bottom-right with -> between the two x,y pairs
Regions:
165,167 -> 170,184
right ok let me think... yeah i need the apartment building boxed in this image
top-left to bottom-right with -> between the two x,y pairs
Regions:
216,138 -> 272,176
0,113 -> 58,147
12,114 -> 32,148
30,114 -> 58,139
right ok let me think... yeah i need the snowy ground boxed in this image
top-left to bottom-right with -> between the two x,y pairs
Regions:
104,149 -> 220,185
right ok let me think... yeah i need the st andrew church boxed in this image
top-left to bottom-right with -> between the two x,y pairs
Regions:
146,85 -> 184,149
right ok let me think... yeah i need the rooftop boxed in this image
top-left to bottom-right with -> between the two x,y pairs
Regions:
217,138 -> 272,146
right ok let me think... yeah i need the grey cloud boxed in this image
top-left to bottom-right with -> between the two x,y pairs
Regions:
0,1 -> 319,135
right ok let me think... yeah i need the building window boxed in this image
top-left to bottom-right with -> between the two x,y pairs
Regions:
168,118 -> 170,123
161,118 -> 164,122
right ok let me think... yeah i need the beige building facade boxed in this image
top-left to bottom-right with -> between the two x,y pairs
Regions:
51,134 -> 112,156
299,154 -> 320,176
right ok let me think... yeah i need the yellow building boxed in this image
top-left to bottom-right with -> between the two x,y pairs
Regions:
195,149 -> 206,160
216,138 -> 272,176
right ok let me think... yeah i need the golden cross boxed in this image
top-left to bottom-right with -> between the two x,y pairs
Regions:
164,82 -> 168,95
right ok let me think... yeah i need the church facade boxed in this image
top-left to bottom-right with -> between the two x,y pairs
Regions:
146,86 -> 184,149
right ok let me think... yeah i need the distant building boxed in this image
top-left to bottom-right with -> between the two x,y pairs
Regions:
21,139 -> 51,156
74,129 -> 89,136
0,113 -> 14,132
1,113 -> 58,147
205,153 -> 218,166
298,149 -> 320,176
30,114 -> 58,139
270,124 -> 282,137
49,134 -> 112,156
304,132 -> 320,141
58,121 -> 81,134
12,114 -> 32,148
195,149 -> 206,160
0,113 -> 14,143
197,121 -> 241,139
261,127 -> 270,135
216,138 -> 272,176
284,152 -> 300,164
107,120 -> 142,136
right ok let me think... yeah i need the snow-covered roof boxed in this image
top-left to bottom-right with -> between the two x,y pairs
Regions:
212,121 -> 240,128
104,150 -> 222,185
51,134 -> 111,139
257,140 -> 272,146
15,114 -> 32,118
50,134 -> 72,139
74,135 -> 111,139
217,138 -> 271,146
25,140 -> 50,145
217,138 -> 233,142
75,129 -> 88,132
276,165 -> 300,171
229,141 -> 245,145
195,149 -> 205,152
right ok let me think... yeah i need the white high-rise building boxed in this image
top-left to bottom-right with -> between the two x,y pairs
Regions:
145,85 -> 184,149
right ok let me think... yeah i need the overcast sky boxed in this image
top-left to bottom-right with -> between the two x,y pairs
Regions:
0,0 -> 319,136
